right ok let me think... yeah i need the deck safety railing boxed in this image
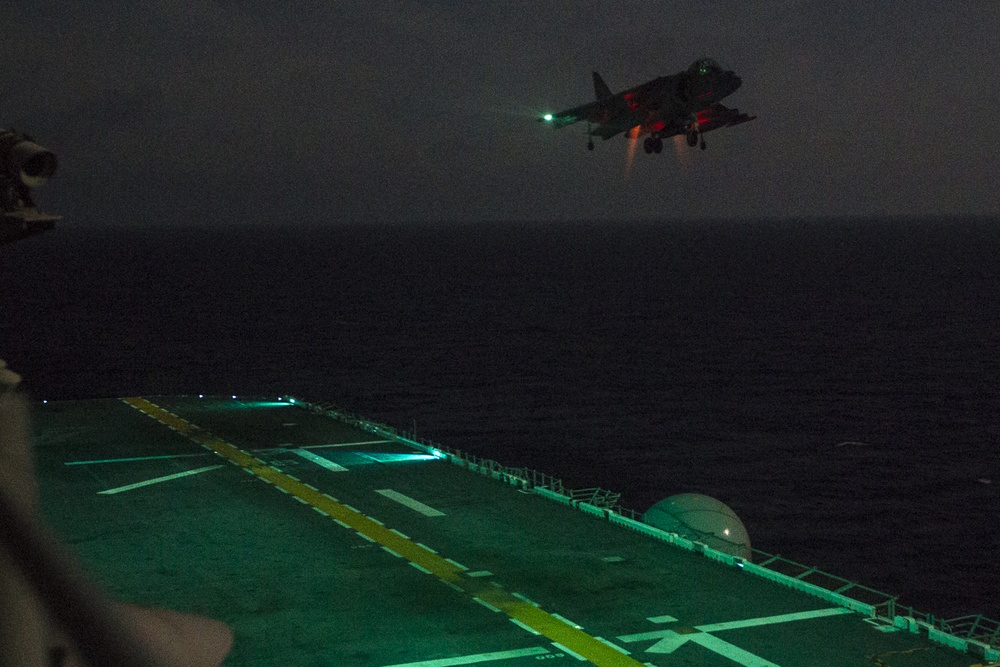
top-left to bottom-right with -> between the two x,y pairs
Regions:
284,395 -> 999,656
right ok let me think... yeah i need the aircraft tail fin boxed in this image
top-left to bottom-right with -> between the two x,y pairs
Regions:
592,72 -> 612,100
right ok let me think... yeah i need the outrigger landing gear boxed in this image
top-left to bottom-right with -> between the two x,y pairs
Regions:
686,129 -> 699,147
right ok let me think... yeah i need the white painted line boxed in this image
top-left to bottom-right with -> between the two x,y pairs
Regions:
382,546 -> 403,558
97,465 -> 224,495
65,452 -> 212,466
552,642 -> 587,661
601,555 -> 625,562
444,581 -> 464,592
415,542 -> 438,554
380,646 -> 550,667
312,506 -> 329,516
647,615 -> 678,624
286,474 -> 301,482
333,519 -> 351,529
511,592 -> 539,607
322,493 -> 339,502
356,532 -> 376,543
409,562 -> 432,574
390,528 -> 410,539
473,597 -> 501,613
293,496 -> 308,504
296,439 -> 393,449
689,633 -> 780,667
465,570 -> 493,578
551,613 -> 582,628
595,637 -> 630,654
375,488 -> 446,517
303,483 -> 318,491
368,517 -> 385,526
509,618 -> 540,635
695,607 -> 853,633
342,503 -> 361,513
444,558 -> 468,570
292,448 -> 348,472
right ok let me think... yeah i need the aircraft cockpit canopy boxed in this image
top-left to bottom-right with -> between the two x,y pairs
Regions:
689,58 -> 723,76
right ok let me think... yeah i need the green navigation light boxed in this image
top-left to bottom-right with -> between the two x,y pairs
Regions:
543,113 -> 553,122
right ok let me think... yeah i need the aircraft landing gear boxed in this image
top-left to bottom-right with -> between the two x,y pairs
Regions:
700,136 -> 706,150
643,137 -> 664,154
686,130 -> 699,147
587,140 -> 594,151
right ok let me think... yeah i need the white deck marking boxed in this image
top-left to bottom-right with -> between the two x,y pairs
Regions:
473,597 -> 501,613
552,642 -> 587,661
380,646 -> 549,667
620,607 -> 854,664
595,638 -> 630,654
552,613 -> 582,629
511,592 -> 539,607
695,607 -> 853,633
444,558 -> 467,570
66,452 -> 212,465
375,488 -> 446,516
509,618 -> 541,635
646,615 -> 677,624
296,439 -> 392,449
292,448 -> 348,472
97,465 -> 224,495
689,634 -> 780,667
465,570 -> 493,578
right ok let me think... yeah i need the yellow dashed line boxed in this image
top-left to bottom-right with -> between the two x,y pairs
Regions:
122,397 -> 644,667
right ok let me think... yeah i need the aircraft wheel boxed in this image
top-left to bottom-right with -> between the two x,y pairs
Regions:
653,138 -> 663,154
700,137 -> 706,150
643,138 -> 654,154
686,131 -> 699,147
587,140 -> 595,151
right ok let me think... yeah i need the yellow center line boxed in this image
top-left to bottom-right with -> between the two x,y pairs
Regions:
122,397 -> 645,667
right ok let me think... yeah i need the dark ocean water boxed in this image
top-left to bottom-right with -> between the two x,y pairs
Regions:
1,218 -> 997,619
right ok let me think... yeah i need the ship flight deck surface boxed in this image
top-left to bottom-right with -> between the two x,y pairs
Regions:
32,396 -> 998,666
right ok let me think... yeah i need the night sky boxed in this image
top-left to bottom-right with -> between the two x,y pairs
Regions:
3,2 -> 1000,227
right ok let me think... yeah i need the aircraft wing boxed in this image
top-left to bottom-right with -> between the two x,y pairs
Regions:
694,102 -> 756,133
541,75 -> 670,140
541,98 -> 640,140
543,100 -> 617,130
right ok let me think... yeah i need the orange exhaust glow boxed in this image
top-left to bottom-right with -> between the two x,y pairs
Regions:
625,126 -> 641,179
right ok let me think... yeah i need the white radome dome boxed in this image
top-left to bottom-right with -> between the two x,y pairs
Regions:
642,493 -> 751,560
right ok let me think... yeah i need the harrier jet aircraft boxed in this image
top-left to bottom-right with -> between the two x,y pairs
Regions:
539,58 -> 755,154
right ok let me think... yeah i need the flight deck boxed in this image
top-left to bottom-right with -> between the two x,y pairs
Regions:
31,396 -> 999,666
